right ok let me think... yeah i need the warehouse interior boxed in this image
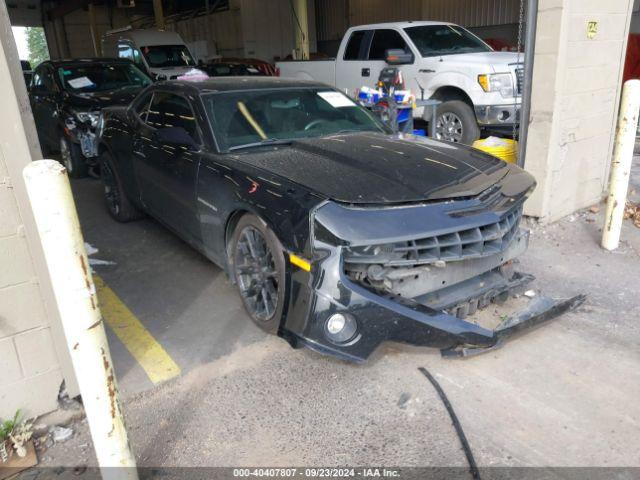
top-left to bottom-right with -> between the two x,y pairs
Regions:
1,0 -> 640,473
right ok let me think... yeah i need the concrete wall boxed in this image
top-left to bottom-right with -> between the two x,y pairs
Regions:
524,0 -> 634,221
0,1 -> 78,419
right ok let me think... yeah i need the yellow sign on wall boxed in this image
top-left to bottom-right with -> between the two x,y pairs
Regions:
587,21 -> 598,39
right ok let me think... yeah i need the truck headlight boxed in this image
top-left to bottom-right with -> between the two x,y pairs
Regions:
478,73 -> 514,98
74,111 -> 100,128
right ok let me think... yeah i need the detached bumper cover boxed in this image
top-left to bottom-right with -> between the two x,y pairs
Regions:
283,243 -> 585,362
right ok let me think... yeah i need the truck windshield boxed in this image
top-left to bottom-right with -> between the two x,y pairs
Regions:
58,63 -> 152,93
404,25 -> 492,57
141,45 -> 195,68
202,88 -> 388,151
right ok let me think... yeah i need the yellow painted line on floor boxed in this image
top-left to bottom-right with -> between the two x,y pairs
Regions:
93,275 -> 181,384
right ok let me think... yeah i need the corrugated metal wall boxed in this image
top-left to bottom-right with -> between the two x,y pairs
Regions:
422,0 -> 521,27
170,7 -> 244,59
240,0 -> 316,61
316,0 -> 522,41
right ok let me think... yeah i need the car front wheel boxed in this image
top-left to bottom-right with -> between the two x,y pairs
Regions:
434,100 -> 480,145
230,214 -> 286,333
100,151 -> 143,222
59,135 -> 88,178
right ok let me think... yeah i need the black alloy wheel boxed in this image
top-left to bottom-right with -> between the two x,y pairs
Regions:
99,151 -> 143,222
231,214 -> 285,332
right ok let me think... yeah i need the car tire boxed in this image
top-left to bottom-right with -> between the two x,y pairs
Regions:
434,100 -> 480,145
59,135 -> 88,178
229,214 -> 286,334
99,150 -> 143,222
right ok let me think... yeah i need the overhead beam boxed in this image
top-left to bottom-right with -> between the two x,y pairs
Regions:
47,0 -> 88,20
153,0 -> 165,29
292,0 -> 309,60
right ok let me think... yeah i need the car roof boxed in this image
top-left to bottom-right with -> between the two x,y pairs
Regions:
156,77 -> 331,93
348,20 -> 454,30
42,58 -> 134,68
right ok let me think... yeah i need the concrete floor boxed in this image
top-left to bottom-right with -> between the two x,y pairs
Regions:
34,160 -> 640,469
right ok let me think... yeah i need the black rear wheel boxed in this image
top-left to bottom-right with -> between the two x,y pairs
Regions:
230,214 -> 285,333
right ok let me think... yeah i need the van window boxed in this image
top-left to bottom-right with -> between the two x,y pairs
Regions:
118,44 -> 144,67
140,45 -> 195,68
343,31 -> 366,61
368,30 -> 409,61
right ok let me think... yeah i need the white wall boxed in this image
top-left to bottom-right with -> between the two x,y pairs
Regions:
524,0 -> 635,221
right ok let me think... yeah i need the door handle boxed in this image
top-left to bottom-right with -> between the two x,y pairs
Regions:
361,68 -> 370,77
419,69 -> 436,73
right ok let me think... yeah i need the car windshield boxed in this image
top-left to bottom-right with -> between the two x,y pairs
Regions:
141,45 -> 195,68
202,88 -> 388,151
58,63 -> 151,93
404,25 -> 492,57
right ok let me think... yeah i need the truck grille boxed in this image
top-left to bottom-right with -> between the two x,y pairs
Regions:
345,206 -> 523,268
515,68 -> 524,95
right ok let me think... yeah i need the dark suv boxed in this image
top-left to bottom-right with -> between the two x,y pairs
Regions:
29,58 -> 151,177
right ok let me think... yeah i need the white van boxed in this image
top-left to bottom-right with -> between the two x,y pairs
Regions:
102,28 -> 198,80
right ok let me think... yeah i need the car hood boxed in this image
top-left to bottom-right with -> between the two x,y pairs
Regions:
233,132 -> 516,204
151,66 -> 199,79
439,51 -> 522,70
65,86 -> 142,110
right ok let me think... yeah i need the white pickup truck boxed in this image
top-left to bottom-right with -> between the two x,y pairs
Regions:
276,21 -> 523,144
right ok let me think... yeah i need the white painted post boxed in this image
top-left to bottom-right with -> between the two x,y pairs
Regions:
602,80 -> 640,251
23,160 -> 138,480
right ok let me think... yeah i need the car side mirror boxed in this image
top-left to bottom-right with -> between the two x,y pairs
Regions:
30,85 -> 51,95
156,126 -> 198,150
385,49 -> 414,65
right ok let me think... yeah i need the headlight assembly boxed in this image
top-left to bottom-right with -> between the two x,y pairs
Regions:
74,110 -> 100,128
478,73 -> 515,98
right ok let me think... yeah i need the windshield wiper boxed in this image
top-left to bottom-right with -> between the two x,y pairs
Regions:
228,138 -> 293,151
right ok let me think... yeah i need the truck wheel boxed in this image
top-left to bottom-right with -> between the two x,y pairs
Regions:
434,100 -> 480,145
59,136 -> 88,178
100,151 -> 143,222
230,214 -> 286,334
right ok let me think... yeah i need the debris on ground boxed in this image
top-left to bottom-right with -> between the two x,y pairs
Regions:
589,205 -> 600,214
84,242 -> 116,266
524,290 -> 536,298
623,201 -> 640,228
51,427 -> 73,443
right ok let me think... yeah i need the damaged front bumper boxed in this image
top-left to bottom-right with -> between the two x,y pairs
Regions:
64,115 -> 100,161
280,186 -> 584,362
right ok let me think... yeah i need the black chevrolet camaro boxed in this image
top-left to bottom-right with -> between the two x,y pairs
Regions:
97,77 -> 578,362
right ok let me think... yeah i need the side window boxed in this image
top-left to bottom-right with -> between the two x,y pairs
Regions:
135,92 -> 153,121
368,29 -> 409,61
31,70 -> 43,90
33,67 -> 57,92
343,30 -> 366,60
118,44 -> 134,60
119,44 -> 144,68
147,92 -> 200,143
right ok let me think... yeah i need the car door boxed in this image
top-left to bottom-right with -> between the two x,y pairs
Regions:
133,90 -> 203,242
30,65 -> 61,150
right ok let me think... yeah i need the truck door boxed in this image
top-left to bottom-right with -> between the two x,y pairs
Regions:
365,29 -> 416,93
334,29 -> 371,97
336,29 -> 417,99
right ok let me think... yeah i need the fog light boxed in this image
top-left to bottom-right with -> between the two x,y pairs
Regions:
325,313 -> 358,344
327,314 -> 346,334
